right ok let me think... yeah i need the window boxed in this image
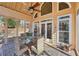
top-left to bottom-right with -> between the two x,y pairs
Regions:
59,2 -> 70,10
33,22 -> 39,37
41,2 -> 52,15
58,16 -> 70,44
20,20 -> 25,27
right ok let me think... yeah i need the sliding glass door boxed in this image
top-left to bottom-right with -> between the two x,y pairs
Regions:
47,23 -> 52,39
41,20 -> 52,42
41,24 -> 45,37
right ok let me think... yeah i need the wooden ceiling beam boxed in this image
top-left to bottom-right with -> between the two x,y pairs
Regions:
0,6 -> 33,21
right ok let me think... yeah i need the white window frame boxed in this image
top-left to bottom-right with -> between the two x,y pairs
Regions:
76,9 -> 79,50
57,14 -> 72,45
32,22 -> 39,37
40,19 -> 53,39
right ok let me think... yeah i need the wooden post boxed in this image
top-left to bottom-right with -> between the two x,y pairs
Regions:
24,21 -> 26,33
4,17 -> 8,44
15,20 -> 20,56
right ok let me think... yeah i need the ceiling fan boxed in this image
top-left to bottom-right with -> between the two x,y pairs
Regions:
23,2 -> 40,14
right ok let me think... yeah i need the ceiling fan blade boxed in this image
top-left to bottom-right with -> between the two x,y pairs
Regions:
33,2 -> 40,8
34,9 -> 41,12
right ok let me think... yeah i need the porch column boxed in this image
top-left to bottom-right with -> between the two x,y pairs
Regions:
15,20 -> 20,56
4,17 -> 8,44
52,2 -> 57,46
24,21 -> 26,33
71,3 -> 76,49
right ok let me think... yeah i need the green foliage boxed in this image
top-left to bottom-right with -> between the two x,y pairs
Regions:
0,16 -> 4,24
7,18 -> 16,28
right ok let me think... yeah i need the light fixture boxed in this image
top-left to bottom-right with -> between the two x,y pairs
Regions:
30,9 -> 34,15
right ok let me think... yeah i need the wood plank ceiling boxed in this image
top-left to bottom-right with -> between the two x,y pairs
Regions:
0,2 -> 36,16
